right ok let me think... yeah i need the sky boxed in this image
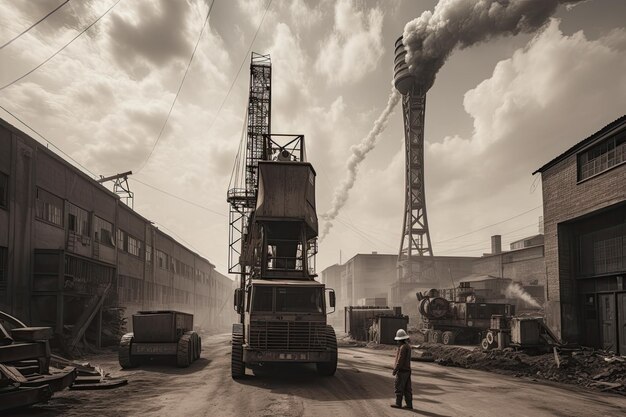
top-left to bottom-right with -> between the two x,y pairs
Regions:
0,0 -> 625,278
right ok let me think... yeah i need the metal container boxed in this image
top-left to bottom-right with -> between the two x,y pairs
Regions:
374,315 -> 409,345
132,311 -> 194,343
510,317 -> 542,345
345,306 -> 396,341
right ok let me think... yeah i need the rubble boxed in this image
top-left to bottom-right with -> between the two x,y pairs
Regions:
417,343 -> 626,395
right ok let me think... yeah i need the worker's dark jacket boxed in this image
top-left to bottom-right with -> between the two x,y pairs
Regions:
394,342 -> 411,372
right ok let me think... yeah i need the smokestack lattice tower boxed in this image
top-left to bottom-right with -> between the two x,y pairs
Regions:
394,36 -> 433,282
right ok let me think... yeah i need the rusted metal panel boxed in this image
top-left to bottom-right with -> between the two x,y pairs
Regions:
256,162 -> 318,236
133,311 -> 193,343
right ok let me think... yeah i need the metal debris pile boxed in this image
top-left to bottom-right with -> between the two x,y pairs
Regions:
1,310 -> 127,412
417,343 -> 626,395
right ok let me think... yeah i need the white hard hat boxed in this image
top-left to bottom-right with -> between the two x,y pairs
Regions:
394,329 -> 409,340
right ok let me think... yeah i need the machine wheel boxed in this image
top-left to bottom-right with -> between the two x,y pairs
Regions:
119,333 -> 140,369
431,330 -> 443,344
486,331 -> 496,347
177,332 -> 193,368
481,338 -> 491,350
316,325 -> 338,377
231,333 -> 245,379
190,333 -> 198,361
442,331 -> 456,345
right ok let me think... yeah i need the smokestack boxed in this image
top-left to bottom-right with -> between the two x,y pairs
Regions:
402,0 -> 583,90
491,235 -> 502,254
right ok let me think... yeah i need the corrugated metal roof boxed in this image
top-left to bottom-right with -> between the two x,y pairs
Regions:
532,114 -> 626,175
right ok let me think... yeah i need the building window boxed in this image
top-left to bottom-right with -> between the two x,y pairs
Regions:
68,203 -> 89,237
0,172 -> 7,209
128,235 -> 142,258
36,188 -> 63,227
146,244 -> 152,263
94,216 -> 114,247
578,130 -> 626,181
117,229 -> 127,252
155,249 -> 168,269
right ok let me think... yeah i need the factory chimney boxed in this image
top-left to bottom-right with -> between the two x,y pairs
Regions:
491,235 -> 502,254
395,36 -> 433,284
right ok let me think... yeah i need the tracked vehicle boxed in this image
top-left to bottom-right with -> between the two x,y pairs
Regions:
118,310 -> 200,368
227,53 -> 337,378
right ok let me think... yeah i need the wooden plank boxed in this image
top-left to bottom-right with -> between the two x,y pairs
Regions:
0,364 -> 28,383
70,283 -> 111,349
11,327 -> 53,342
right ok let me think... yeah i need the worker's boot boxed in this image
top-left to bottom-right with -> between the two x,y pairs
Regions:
403,395 -> 413,410
390,395 -> 403,408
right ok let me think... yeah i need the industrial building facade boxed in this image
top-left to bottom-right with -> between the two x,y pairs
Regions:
535,115 -> 626,355
321,239 -> 546,327
0,118 -> 233,341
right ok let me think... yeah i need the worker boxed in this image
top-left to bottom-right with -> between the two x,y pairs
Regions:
391,328 -> 413,409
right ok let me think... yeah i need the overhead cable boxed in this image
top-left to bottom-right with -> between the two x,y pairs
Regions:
205,0 -> 272,134
0,0 -> 71,50
0,0 -> 122,91
135,0 -> 216,173
0,103 -> 97,178
433,205 -> 542,245
130,177 -> 226,218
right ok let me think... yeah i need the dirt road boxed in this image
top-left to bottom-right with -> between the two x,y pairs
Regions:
14,334 -> 625,417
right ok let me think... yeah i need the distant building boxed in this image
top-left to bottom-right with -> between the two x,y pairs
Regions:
534,115 -> 626,354
510,234 -> 544,250
320,263 -> 343,328
0,118 -> 233,343
321,232 -> 548,326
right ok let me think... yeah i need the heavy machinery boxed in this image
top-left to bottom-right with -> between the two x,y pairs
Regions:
227,53 -> 337,378
118,310 -> 201,368
417,290 -> 515,345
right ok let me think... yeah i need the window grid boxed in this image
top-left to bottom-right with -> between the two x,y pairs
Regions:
578,131 -> 626,181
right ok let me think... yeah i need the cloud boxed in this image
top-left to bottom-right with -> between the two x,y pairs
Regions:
423,19 -> 626,250
315,0 -> 384,85
108,0 -> 193,75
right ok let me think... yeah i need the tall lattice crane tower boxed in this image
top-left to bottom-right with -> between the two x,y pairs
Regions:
394,36 -> 434,283
227,52 -> 272,278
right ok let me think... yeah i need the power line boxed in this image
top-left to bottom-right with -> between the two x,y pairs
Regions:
437,223 -> 540,255
335,217 -> 396,252
0,0 -> 122,91
129,177 -> 227,218
0,1 -> 71,50
135,0 -> 216,173
205,0 -> 272,134
0,103 -> 97,178
433,205 -> 542,245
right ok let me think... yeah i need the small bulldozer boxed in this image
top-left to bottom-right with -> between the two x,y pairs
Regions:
118,311 -> 201,368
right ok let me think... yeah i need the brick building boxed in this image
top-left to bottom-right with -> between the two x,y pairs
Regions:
533,115 -> 626,354
0,118 -> 234,344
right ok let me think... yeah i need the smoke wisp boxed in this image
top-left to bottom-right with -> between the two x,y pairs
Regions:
320,0 -> 581,241
403,0 -> 583,90
505,283 -> 541,309
320,86 -> 401,240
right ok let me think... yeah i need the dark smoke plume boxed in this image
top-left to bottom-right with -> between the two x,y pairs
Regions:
321,0 -> 581,240
403,0 -> 583,90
